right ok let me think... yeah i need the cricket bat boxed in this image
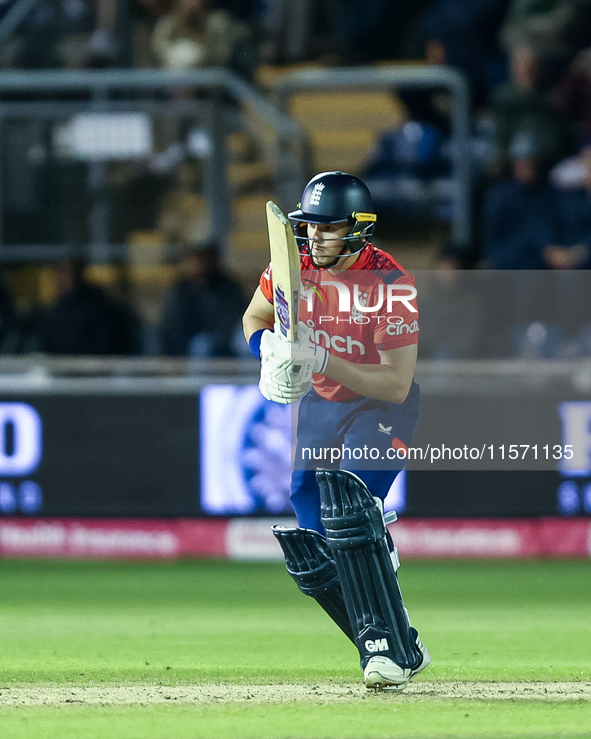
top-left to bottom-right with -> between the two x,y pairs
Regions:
266,200 -> 300,341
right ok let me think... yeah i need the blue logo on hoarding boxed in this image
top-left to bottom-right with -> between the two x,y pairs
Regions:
0,403 -> 43,515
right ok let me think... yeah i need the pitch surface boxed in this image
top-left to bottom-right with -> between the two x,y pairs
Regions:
0,559 -> 589,738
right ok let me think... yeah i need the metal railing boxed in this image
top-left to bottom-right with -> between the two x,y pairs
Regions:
271,65 -> 472,248
0,356 -> 587,395
0,68 -> 306,262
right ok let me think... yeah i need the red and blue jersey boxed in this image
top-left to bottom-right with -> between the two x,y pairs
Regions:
259,243 -> 419,401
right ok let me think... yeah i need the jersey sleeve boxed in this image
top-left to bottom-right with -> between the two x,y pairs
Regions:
259,263 -> 273,304
373,274 -> 420,351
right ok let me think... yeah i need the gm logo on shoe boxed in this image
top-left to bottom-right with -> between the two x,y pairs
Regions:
365,638 -> 389,653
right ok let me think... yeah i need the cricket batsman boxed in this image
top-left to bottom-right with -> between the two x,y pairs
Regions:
242,171 -> 430,691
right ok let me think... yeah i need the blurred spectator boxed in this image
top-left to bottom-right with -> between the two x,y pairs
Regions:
418,267 -> 486,358
83,27 -> 117,68
8,1 -> 63,69
555,47 -> 591,147
337,0 -> 433,64
362,89 -> 452,222
133,0 -> 174,66
30,259 -> 140,355
500,0 -> 591,88
159,240 -> 247,357
543,145 -> 591,269
260,0 -> 347,64
481,128 -> 591,355
365,89 -> 450,178
511,149 -> 591,348
156,161 -> 210,249
549,145 -> 591,190
7,0 -> 97,70
135,0 -> 173,23
0,276 -> 21,353
151,0 -> 256,80
79,0 -> 122,68
421,0 -> 511,108
544,213 -> 591,267
214,0 -> 258,23
491,43 -> 573,173
483,130 -> 560,268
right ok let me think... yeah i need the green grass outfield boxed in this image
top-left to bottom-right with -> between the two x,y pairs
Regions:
0,558 -> 590,739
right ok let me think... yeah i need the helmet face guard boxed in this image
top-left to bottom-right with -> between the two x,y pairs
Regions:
288,172 -> 376,266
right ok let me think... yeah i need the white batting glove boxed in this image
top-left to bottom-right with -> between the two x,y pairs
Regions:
259,347 -> 311,405
262,322 -> 328,373
295,322 -> 329,374
259,352 -> 310,403
258,323 -> 328,404
259,370 -> 307,404
260,323 -> 328,375
259,325 -> 288,363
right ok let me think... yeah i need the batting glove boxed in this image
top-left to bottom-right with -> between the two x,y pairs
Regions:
258,323 -> 328,404
295,322 -> 329,374
259,370 -> 308,404
260,322 -> 328,376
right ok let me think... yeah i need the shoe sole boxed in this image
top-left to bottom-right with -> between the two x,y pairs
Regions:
364,651 -> 431,692
364,671 -> 408,691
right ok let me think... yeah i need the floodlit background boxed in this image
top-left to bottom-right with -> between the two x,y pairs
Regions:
0,2 -> 590,738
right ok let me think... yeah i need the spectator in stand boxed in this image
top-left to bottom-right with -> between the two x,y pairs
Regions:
7,0 -> 128,71
421,0 -> 511,109
548,136 -> 591,358
362,88 -> 452,222
555,47 -> 591,148
336,0 -> 433,64
31,259 -> 140,355
159,240 -> 247,357
500,0 -> 591,89
135,0 -> 173,24
417,267 -> 487,359
82,0 -> 120,68
544,145 -> 591,270
151,0 -> 256,80
364,89 -> 450,180
485,130 -> 591,355
482,131 -> 576,356
491,43 -> 572,174
483,130 -> 560,269
156,161 -> 211,248
0,275 -> 21,353
544,143 -> 591,341
133,0 -> 173,66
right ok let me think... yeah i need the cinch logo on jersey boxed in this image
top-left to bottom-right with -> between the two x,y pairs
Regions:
386,319 -> 419,336
313,328 -> 366,356
365,638 -> 389,653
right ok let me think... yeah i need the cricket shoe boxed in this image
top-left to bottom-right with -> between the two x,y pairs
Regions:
363,629 -> 431,692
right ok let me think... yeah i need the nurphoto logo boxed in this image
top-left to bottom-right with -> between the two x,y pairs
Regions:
301,278 -> 417,315
317,281 -> 417,313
